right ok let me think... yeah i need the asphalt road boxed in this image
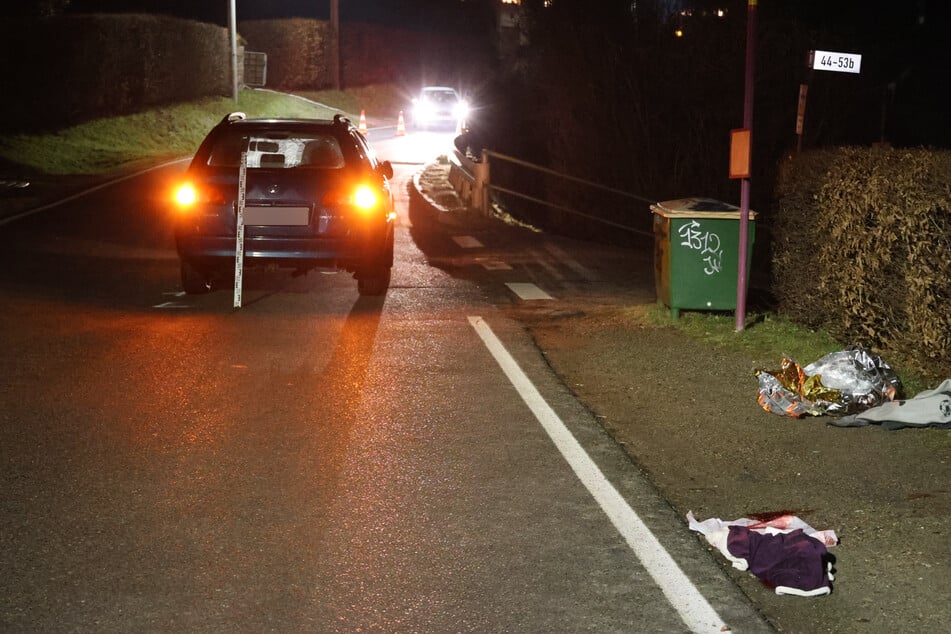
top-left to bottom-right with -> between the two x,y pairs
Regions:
0,130 -> 772,632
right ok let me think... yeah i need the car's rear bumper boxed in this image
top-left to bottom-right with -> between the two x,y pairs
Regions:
175,233 -> 389,271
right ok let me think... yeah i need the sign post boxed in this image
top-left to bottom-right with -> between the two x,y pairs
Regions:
233,140 -> 249,308
797,50 -> 860,153
795,83 -> 808,152
734,0 -> 757,332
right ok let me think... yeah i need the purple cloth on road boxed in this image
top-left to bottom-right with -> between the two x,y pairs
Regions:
727,526 -> 831,592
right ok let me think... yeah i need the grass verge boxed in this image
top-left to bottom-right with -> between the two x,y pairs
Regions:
638,303 -> 932,397
0,85 -> 393,176
295,84 -> 411,120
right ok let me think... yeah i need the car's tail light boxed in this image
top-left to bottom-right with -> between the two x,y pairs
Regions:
352,185 -> 379,211
174,183 -> 197,207
323,184 -> 384,218
173,182 -> 227,212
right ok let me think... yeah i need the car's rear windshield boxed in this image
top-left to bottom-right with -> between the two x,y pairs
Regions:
206,131 -> 345,169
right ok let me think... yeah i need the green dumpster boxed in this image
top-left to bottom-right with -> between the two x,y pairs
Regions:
650,197 -> 756,319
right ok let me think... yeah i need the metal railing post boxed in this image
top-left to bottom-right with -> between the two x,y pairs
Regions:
479,149 -> 490,215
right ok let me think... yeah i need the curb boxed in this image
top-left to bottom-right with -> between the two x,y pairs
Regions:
411,160 -> 492,230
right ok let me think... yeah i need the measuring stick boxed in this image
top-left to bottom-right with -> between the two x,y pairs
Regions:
233,142 -> 248,308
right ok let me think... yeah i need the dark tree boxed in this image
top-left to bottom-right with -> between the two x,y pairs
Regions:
2,0 -> 72,17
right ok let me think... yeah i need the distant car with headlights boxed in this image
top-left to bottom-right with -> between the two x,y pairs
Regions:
172,112 -> 395,296
411,86 -> 468,131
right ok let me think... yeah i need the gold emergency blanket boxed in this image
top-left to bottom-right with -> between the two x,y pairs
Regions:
755,348 -> 900,418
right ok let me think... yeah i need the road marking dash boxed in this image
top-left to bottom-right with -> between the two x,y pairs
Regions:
506,282 -> 553,300
452,235 -> 484,249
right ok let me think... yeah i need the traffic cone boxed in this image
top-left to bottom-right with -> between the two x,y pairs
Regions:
358,109 -> 368,135
396,111 -> 406,136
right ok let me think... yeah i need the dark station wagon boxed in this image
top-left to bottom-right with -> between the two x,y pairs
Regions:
172,113 -> 395,296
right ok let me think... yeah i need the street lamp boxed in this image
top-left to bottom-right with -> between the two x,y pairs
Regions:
229,0 -> 239,101
330,0 -> 340,89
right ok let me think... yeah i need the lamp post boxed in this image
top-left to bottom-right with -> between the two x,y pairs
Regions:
229,0 -> 239,101
330,0 -> 340,89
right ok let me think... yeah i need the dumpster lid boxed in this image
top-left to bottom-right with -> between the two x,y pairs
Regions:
650,197 -> 756,219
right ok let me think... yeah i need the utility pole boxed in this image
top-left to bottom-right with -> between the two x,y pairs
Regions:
330,0 -> 340,89
735,0 -> 756,332
229,0 -> 239,101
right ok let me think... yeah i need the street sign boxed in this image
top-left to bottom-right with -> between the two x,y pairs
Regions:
729,128 -> 751,179
810,50 -> 862,74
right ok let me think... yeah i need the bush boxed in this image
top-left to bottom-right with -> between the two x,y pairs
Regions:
0,14 -> 231,132
773,147 -> 951,377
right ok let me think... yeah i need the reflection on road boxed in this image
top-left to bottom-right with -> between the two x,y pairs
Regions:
367,128 -> 457,166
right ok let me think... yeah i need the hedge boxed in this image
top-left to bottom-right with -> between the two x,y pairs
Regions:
0,14 -> 231,133
773,147 -> 951,378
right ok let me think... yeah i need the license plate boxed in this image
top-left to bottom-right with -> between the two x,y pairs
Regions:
243,206 -> 310,226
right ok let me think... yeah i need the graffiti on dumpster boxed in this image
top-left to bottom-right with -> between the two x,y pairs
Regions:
678,220 -> 723,275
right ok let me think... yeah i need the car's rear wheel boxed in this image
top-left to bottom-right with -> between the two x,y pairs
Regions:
181,260 -> 211,294
357,265 -> 391,296
358,229 -> 395,296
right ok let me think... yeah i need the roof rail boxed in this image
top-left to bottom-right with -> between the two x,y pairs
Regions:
219,111 -> 246,125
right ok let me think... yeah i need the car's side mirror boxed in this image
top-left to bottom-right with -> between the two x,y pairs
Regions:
379,160 -> 394,180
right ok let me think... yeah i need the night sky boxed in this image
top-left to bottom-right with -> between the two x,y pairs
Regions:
66,0 -> 476,27
61,1 -> 951,38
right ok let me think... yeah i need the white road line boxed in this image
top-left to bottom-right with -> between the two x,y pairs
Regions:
452,235 -> 484,249
0,158 -> 191,227
467,315 -> 727,634
153,302 -> 189,309
505,282 -> 553,300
